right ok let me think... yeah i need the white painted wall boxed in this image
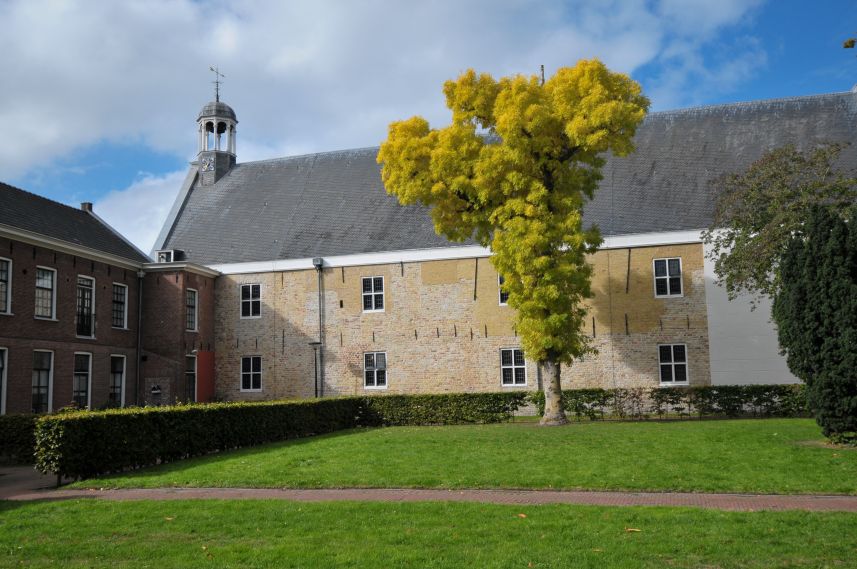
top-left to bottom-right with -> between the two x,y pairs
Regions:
703,242 -> 799,385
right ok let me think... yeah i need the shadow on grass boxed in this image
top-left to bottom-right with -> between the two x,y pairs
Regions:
73,426 -> 384,486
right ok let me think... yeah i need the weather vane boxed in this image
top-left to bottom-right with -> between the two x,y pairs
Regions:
210,66 -> 225,102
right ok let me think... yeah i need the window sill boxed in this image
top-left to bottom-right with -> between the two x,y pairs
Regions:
658,382 -> 689,388
75,335 -> 96,341
654,294 -> 684,299
364,385 -> 388,390
240,388 -> 263,393
0,312 -> 13,316
362,309 -> 386,314
239,316 -> 262,320
111,326 -> 129,331
186,329 -> 198,333
34,316 -> 58,322
501,383 -> 527,388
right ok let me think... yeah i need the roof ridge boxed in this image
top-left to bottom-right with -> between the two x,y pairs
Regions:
0,181 -> 91,217
646,90 -> 854,120
236,145 -> 379,167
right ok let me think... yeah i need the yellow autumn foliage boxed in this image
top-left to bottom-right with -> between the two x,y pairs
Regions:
378,59 -> 648,364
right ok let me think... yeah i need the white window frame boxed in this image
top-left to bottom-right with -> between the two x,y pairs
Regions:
0,347 -> 7,415
500,347 -> 527,387
186,288 -> 198,332
111,283 -> 129,329
240,283 -> 262,319
156,250 -> 174,263
72,351 -> 92,410
32,349 -> 54,414
75,274 -> 96,339
658,343 -> 689,386
109,354 -> 126,408
362,276 -> 385,313
34,266 -> 57,320
363,351 -> 388,390
498,274 -> 509,306
240,355 -> 262,392
0,257 -> 12,316
653,257 -> 683,298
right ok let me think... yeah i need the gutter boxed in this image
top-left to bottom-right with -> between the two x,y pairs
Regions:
135,270 -> 145,406
312,257 -> 325,397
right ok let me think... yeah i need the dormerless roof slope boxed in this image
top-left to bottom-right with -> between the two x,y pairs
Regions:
160,91 -> 857,265
0,182 -> 151,264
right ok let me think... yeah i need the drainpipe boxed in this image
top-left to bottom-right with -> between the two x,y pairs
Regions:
312,257 -> 325,397
135,270 -> 145,406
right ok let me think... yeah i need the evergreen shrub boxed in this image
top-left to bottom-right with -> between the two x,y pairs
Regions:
0,414 -> 37,464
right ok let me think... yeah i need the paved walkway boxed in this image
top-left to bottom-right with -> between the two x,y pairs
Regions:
5,483 -> 857,512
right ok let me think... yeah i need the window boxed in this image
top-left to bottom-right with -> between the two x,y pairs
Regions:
32,350 -> 52,413
76,276 -> 95,337
653,258 -> 682,297
240,284 -> 261,318
364,352 -> 387,389
0,348 -> 7,415
185,356 -> 197,402
500,348 -> 526,386
659,344 -> 689,384
112,284 -> 128,328
498,274 -> 509,306
109,355 -> 125,408
186,288 -> 198,331
156,250 -> 174,263
0,258 -> 11,314
362,277 -> 384,312
73,353 -> 91,409
34,267 -> 56,319
241,356 -> 262,391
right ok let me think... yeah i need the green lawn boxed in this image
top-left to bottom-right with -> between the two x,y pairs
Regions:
78,418 -> 857,494
1,499 -> 856,568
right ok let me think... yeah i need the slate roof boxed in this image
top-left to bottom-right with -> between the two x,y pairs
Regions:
161,91 -> 857,265
0,182 -> 151,263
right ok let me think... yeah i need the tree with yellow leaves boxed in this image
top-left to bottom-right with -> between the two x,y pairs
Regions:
377,60 -> 648,425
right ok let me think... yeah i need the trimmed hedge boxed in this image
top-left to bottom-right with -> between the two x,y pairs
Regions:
530,384 -> 808,420
363,392 -> 527,426
0,414 -> 37,464
35,392 -> 527,479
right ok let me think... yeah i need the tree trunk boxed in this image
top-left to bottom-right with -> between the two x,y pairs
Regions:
540,359 -> 568,426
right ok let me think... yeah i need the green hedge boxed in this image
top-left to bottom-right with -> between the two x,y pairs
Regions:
35,392 -> 527,479
0,415 -> 37,464
363,392 -> 527,426
530,384 -> 808,420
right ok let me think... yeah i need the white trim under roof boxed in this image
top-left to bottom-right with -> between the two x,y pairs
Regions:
142,262 -> 221,278
0,223 -> 146,271
209,230 -> 703,275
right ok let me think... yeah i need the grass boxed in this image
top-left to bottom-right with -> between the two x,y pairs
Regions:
1,499 -> 856,568
77,418 -> 857,494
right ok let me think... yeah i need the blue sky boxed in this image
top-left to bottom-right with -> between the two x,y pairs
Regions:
2,0 -> 856,252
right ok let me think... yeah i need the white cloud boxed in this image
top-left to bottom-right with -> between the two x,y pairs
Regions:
93,170 -> 188,253
0,0 -> 767,180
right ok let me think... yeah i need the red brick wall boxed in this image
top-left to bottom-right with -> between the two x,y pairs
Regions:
0,236 -> 140,414
139,269 -> 215,405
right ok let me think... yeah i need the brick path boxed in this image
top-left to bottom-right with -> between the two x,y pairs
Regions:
6,485 -> 857,512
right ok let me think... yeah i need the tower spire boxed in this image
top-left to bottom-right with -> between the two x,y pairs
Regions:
209,65 -> 225,102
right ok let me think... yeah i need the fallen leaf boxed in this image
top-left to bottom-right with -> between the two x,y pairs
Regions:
164,517 -> 175,521
201,546 -> 207,551
624,528 -> 642,532
518,513 -> 528,518
592,548 -> 603,552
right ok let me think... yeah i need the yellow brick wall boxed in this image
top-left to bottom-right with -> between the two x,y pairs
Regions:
214,243 -> 710,400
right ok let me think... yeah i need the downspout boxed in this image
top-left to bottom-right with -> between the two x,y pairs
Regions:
312,258 -> 325,397
135,270 -> 145,406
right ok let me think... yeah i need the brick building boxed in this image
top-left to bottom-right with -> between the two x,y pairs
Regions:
151,90 -> 857,402
0,183 -> 216,413
5,89 -> 854,412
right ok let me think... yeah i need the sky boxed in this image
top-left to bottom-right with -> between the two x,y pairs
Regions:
2,0 -> 857,255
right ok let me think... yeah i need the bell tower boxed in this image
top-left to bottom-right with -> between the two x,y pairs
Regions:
197,67 -> 237,186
